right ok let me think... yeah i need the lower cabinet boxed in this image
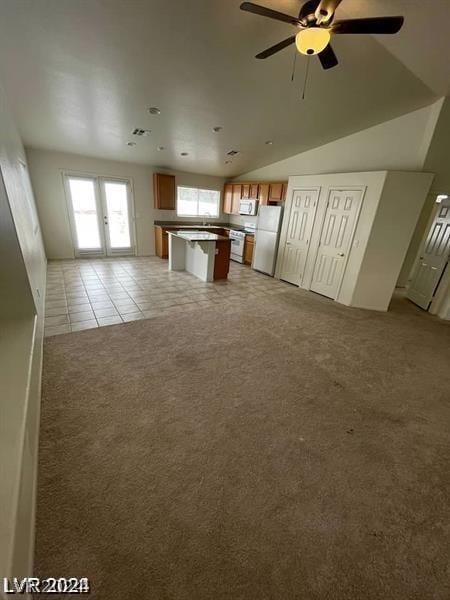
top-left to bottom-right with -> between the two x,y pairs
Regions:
244,235 -> 254,265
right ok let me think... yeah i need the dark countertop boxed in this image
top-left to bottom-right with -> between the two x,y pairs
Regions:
154,222 -> 254,236
168,230 -> 231,242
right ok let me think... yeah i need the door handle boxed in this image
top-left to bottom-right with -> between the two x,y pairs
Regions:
337,252 -> 344,257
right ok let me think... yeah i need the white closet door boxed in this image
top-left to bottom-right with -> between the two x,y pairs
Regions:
279,188 -> 319,286
407,201 -> 450,310
310,189 -> 362,299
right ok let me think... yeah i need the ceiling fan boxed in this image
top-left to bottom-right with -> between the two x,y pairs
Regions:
240,0 -> 404,69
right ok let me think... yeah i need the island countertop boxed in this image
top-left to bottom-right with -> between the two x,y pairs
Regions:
168,230 -> 231,242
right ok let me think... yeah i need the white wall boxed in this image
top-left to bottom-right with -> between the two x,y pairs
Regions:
350,172 -> 434,311
237,100 -> 443,182
26,149 -> 226,260
0,77 -> 46,585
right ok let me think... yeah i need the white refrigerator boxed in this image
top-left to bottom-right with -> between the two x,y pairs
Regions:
252,205 -> 283,276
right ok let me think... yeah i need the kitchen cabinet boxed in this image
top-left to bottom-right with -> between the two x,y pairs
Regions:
153,173 -> 176,210
223,184 -> 233,214
155,226 -> 171,258
241,184 -> 250,199
258,183 -> 270,206
244,235 -> 254,265
232,184 -> 242,215
250,183 -> 259,199
269,182 -> 283,202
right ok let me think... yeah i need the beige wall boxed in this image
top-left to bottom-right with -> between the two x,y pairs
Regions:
0,77 -> 46,586
236,101 -> 443,182
26,148 -> 226,260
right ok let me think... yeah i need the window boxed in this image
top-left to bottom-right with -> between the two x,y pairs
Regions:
177,186 -> 220,217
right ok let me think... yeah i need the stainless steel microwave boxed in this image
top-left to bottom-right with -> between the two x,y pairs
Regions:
239,199 -> 258,216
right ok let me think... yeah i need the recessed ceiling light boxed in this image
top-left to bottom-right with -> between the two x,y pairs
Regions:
157,145 -> 165,151
148,107 -> 161,115
213,126 -> 223,133
265,140 -> 273,145
127,142 -> 136,147
181,152 -> 189,156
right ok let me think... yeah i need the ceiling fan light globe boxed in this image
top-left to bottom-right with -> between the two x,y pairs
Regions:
295,27 -> 331,55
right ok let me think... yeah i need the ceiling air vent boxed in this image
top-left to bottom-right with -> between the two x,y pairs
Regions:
226,150 -> 240,156
132,128 -> 151,136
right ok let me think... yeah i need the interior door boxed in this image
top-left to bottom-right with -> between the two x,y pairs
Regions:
66,175 -> 135,257
407,201 -> 450,310
279,188 -> 319,285
310,189 -> 362,299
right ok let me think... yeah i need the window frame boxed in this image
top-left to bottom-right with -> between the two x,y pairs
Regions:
176,185 -> 221,218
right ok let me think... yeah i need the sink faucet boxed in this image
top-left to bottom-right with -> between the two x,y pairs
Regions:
202,212 -> 211,226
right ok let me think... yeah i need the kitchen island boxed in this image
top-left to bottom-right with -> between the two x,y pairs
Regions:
168,230 -> 231,282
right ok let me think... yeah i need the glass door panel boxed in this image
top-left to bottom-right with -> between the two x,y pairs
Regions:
103,181 -> 132,251
67,177 -> 103,253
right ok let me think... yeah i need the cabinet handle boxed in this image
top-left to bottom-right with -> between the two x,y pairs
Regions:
337,252 -> 344,257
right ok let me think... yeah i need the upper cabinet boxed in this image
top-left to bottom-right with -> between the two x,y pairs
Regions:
153,173 -> 176,210
269,183 -> 283,202
223,180 -> 287,213
241,184 -> 250,199
223,183 -> 233,214
250,183 -> 259,199
232,184 -> 242,215
259,183 -> 270,206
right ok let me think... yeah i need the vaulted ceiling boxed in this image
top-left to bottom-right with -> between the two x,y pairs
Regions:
0,0 -> 447,176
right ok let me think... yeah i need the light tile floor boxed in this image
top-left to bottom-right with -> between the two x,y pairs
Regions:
44,257 -> 291,337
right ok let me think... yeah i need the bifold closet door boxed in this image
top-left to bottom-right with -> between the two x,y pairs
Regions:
407,200 -> 450,310
279,188 -> 319,286
310,189 -> 362,299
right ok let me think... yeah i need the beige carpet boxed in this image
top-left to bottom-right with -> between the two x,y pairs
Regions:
35,289 -> 450,600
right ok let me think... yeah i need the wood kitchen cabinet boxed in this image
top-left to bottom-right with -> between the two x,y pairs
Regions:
250,183 -> 259,199
153,173 -> 176,210
269,182 -> 283,202
232,184 -> 242,215
223,183 -> 233,214
244,235 -> 254,265
155,226 -> 170,258
241,184 -> 250,199
258,183 -> 270,205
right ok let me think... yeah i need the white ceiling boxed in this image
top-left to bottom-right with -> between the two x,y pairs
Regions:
0,0 -> 446,177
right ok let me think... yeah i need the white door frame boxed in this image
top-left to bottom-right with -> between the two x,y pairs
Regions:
63,171 -> 137,258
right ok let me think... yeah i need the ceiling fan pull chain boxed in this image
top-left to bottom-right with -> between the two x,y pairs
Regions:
291,48 -> 298,82
301,55 -> 311,100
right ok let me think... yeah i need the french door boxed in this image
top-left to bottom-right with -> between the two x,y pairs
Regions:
65,175 -> 135,257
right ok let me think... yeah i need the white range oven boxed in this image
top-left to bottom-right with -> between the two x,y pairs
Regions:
229,229 -> 246,263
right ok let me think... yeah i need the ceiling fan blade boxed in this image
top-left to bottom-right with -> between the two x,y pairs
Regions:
298,0 -> 320,20
315,0 -> 343,23
318,44 -> 338,69
256,35 -> 296,59
332,16 -> 404,34
240,2 -> 302,27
